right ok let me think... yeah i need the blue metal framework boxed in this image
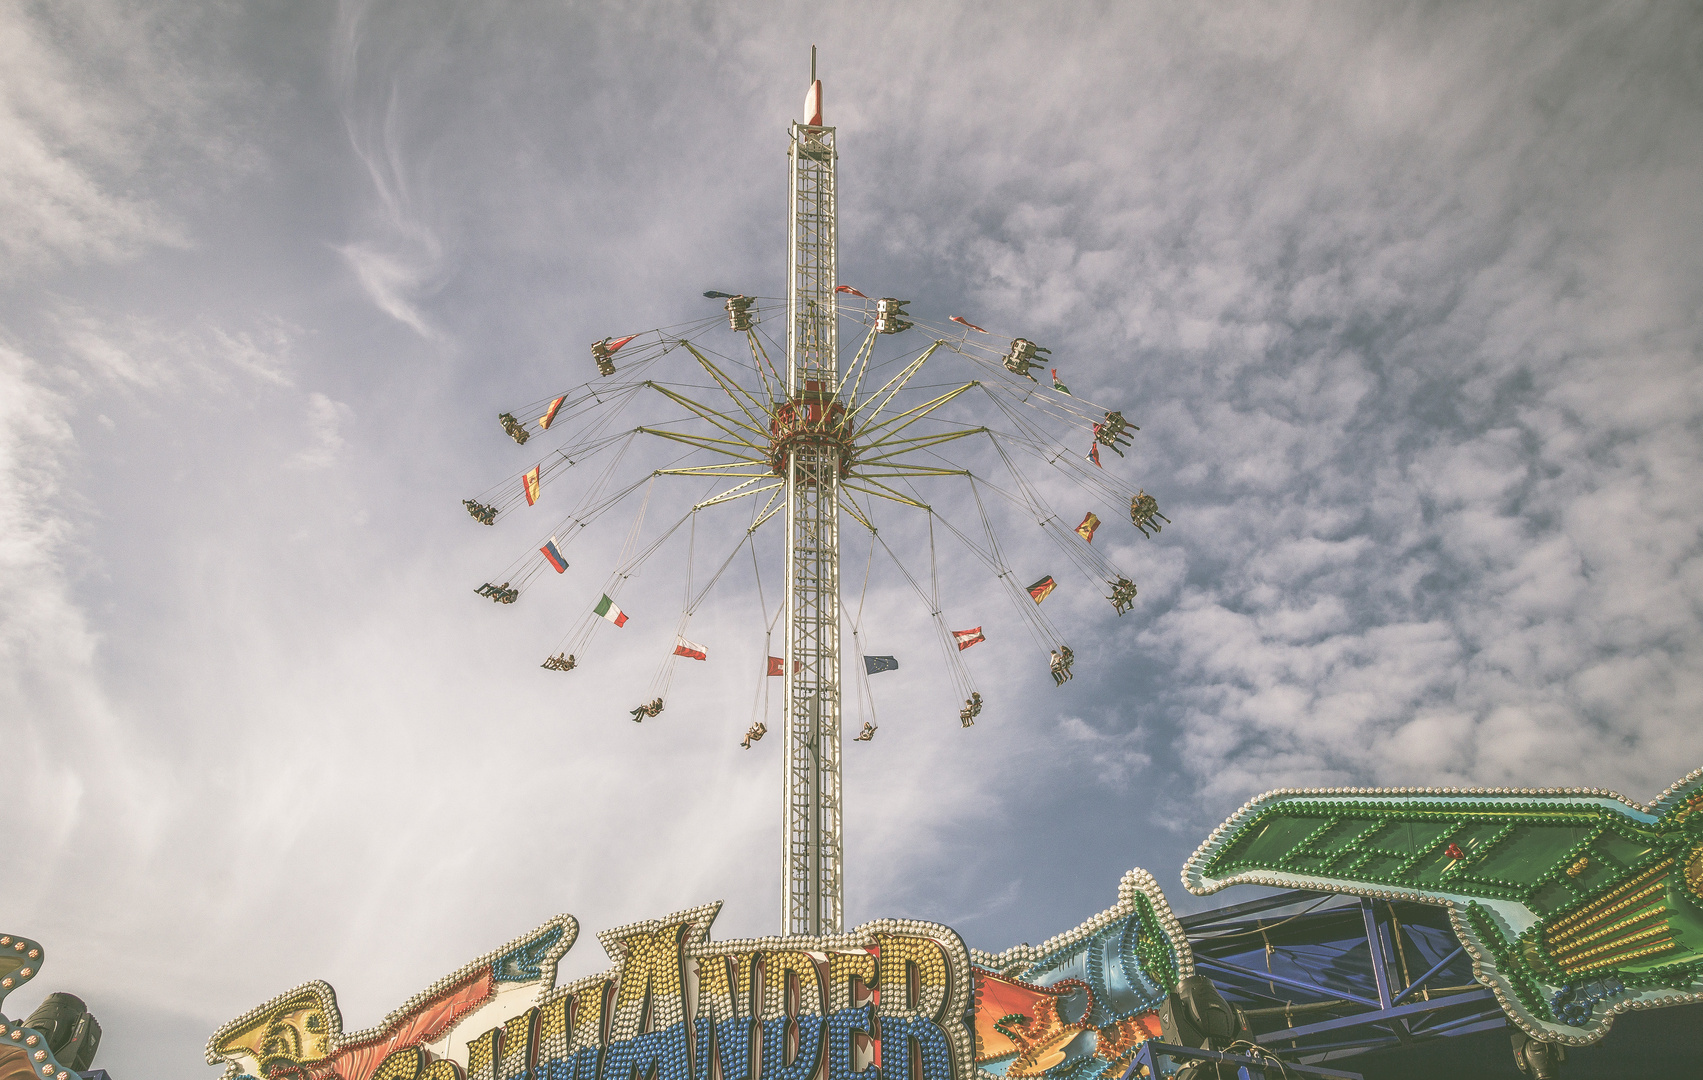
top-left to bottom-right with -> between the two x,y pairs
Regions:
1121,1040 -> 1363,1080
1180,890 -> 1507,1067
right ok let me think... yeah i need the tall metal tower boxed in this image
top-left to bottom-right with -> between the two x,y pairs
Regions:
476,56 -> 1158,941
782,67 -> 842,937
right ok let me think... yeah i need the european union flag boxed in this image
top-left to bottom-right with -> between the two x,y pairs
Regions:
863,655 -> 899,675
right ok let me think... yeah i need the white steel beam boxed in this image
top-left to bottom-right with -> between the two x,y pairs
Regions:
782,115 -> 842,936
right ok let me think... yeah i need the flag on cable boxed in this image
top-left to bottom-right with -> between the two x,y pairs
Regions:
767,657 -> 801,676
539,395 -> 567,430
1051,368 -> 1070,394
1075,511 -> 1101,543
603,334 -> 637,354
863,655 -> 899,674
1087,442 -> 1102,468
674,637 -> 707,660
950,316 -> 988,333
540,536 -> 568,573
523,465 -> 542,506
952,627 -> 986,651
1027,576 -> 1058,603
594,594 -> 628,627
835,285 -> 868,298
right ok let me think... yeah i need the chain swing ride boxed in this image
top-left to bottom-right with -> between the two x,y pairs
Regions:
462,58 -> 1169,936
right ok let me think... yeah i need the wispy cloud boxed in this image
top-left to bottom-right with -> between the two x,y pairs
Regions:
291,392 -> 353,469
3,5 -> 1702,1079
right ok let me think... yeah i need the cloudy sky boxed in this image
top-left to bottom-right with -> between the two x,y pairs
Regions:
5,2 -> 1702,1077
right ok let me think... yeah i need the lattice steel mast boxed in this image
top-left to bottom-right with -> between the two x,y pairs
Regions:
475,55 -> 1161,941
782,65 -> 842,936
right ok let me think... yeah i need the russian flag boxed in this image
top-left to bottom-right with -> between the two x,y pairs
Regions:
540,536 -> 568,573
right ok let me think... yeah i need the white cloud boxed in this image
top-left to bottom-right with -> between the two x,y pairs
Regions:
3,4 -> 1702,1079
291,392 -> 353,469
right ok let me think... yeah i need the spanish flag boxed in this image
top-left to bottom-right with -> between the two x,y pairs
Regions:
539,395 -> 566,430
1075,511 -> 1101,543
1027,576 -> 1057,603
523,465 -> 542,506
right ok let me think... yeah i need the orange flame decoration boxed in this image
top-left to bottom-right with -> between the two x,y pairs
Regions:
973,972 -> 1162,1079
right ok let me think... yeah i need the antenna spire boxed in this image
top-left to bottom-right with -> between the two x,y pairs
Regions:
804,48 -> 823,127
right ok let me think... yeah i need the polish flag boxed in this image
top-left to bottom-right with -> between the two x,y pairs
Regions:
674,637 -> 708,660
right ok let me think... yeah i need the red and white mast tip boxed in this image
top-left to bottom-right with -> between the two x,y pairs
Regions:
804,45 -> 822,126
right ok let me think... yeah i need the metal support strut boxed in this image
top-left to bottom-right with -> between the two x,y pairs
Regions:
782,102 -> 842,937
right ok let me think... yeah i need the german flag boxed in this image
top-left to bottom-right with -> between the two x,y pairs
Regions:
1027,576 -> 1058,603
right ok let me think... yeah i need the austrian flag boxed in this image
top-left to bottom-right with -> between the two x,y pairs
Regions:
953,626 -> 986,651
594,594 -> 627,627
673,637 -> 707,661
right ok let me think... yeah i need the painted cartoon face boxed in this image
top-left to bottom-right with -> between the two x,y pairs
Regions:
258,1003 -> 329,1071
215,991 -> 332,1078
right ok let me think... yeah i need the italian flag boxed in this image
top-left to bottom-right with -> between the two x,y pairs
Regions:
594,594 -> 628,627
